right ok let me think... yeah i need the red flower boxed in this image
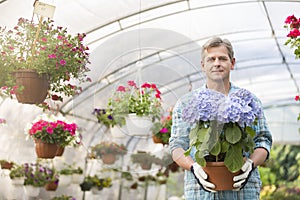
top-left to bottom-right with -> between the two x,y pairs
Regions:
295,95 -> 299,101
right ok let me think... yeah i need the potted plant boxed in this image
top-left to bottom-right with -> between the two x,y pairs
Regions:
91,141 -> 127,165
71,165 -> 84,184
80,175 -> 94,191
92,108 -> 126,138
284,14 -> 300,59
151,110 -> 172,145
9,163 -> 25,185
0,17 -> 91,105
108,80 -> 163,136
26,114 -> 79,158
131,151 -> 161,170
23,163 -> 58,196
51,195 -> 76,200
89,175 -> 112,194
182,88 -> 262,190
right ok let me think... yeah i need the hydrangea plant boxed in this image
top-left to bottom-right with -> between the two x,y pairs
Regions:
183,88 -> 262,173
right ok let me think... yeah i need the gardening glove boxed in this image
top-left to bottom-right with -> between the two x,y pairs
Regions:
233,158 -> 254,190
191,163 -> 216,192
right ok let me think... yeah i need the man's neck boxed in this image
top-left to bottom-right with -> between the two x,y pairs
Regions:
206,81 -> 231,95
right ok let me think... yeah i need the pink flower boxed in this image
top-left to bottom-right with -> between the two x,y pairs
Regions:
287,29 -> 300,38
60,60 -> 66,66
48,54 -> 57,59
117,86 -> 126,92
160,127 -> 169,133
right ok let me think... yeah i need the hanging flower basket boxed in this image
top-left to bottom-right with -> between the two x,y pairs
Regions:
34,139 -> 58,159
44,180 -> 58,191
125,113 -> 152,136
24,185 -> 40,197
56,145 -> 65,156
14,69 -> 49,104
101,153 -> 117,165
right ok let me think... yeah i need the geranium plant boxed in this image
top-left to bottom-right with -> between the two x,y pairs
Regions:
26,114 -> 80,147
151,110 -> 172,144
92,108 -> 125,128
0,17 -> 91,103
183,88 -> 262,173
284,14 -> 300,59
108,80 -> 163,120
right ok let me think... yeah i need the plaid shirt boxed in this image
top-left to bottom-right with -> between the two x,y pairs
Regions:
169,83 -> 273,200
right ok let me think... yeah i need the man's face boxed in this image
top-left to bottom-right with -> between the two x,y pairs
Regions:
201,46 -> 235,82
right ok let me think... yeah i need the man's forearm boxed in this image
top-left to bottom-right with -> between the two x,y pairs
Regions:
172,148 -> 195,170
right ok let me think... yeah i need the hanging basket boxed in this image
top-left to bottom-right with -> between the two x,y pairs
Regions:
44,181 -> 58,191
101,153 -> 117,165
14,69 -> 49,104
203,162 -> 241,191
34,139 -> 58,159
24,185 -> 40,197
125,113 -> 152,136
56,145 -> 65,156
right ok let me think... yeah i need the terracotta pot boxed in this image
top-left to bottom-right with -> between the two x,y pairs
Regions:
14,69 -> 50,104
101,153 -> 117,165
45,181 -> 58,191
34,139 -> 58,159
1,161 -> 14,169
152,135 -> 168,145
203,161 -> 241,191
140,163 -> 152,170
56,146 -> 65,156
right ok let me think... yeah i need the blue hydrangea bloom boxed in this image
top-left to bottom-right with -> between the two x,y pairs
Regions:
182,88 -> 262,127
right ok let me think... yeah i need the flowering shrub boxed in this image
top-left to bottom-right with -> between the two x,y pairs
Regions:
183,88 -> 262,173
92,108 -> 125,128
26,114 -> 80,147
0,17 -> 91,103
24,163 -> 59,187
108,80 -> 163,120
284,15 -> 300,59
91,141 -> 127,158
151,110 -> 172,144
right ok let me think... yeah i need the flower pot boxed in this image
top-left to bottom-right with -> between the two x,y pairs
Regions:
72,173 -> 84,184
80,181 -> 93,191
10,177 -> 25,185
140,163 -> 152,170
203,161 -> 241,191
110,126 -> 126,138
59,174 -> 71,186
56,146 -> 65,156
44,181 -> 58,191
24,185 -> 40,197
14,69 -> 49,104
0,161 -> 14,169
125,113 -> 152,136
34,139 -> 58,159
101,153 -> 117,165
152,135 -> 168,145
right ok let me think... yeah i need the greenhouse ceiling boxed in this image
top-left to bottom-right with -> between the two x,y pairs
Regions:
0,0 -> 300,158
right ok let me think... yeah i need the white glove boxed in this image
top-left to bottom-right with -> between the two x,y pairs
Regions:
233,158 -> 254,190
191,163 -> 216,192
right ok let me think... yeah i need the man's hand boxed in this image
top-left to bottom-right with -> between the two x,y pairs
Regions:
190,163 -> 216,192
233,158 -> 254,190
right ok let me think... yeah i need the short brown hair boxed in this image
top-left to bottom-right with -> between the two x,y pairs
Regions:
201,37 -> 234,61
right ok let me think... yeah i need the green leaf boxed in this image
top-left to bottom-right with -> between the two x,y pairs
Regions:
195,150 -> 206,167
221,141 -> 229,153
225,124 -> 242,144
224,144 -> 244,173
184,147 -> 192,157
245,126 -> 256,138
210,140 -> 221,156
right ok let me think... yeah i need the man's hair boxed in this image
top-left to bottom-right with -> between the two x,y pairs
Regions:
201,37 -> 234,61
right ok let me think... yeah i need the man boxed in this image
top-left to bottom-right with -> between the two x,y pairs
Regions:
169,37 -> 272,199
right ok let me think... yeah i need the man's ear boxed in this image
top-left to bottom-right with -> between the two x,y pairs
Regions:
231,58 -> 236,70
201,61 -> 205,71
